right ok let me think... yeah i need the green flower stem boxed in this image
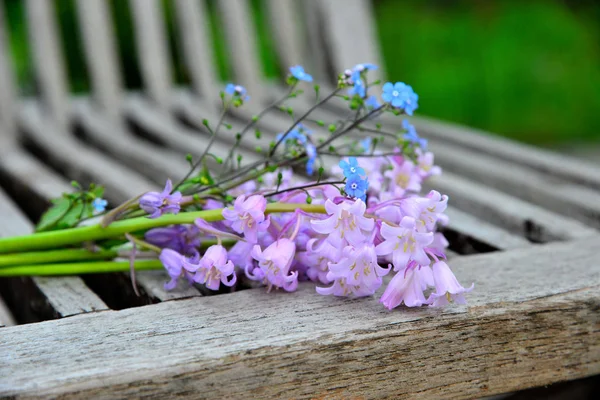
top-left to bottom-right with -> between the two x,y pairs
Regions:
0,248 -> 118,268
0,203 -> 326,254
0,260 -> 163,277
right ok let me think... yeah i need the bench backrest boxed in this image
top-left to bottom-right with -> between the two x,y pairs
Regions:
0,0 -> 382,141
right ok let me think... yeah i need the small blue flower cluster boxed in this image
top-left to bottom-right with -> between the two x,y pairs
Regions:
276,124 -> 317,175
340,157 -> 368,201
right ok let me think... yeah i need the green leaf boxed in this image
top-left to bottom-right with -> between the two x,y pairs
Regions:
36,197 -> 72,232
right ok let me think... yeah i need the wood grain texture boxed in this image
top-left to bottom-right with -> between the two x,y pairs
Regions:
265,0 -> 303,70
428,140 -> 600,229
426,171 -> 597,243
1,236 -> 599,399
413,116 -> 600,192
444,206 -> 531,250
135,271 -> 202,302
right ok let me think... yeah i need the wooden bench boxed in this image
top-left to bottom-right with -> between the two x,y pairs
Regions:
0,1 -> 598,398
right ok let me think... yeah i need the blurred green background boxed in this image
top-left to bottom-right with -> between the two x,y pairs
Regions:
3,0 -> 600,146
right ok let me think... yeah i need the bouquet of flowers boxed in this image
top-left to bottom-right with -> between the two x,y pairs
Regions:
0,64 -> 472,310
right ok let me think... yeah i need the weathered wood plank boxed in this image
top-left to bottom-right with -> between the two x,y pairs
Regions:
173,0 -> 220,105
444,206 -> 531,250
19,101 -> 157,204
0,295 -> 15,327
428,140 -> 600,229
24,0 -> 69,130
426,171 -> 597,242
318,0 -> 384,76
135,271 -> 202,302
0,185 -> 109,318
265,0 -> 303,70
0,3 -> 16,141
75,0 -> 123,123
72,98 -> 190,185
129,0 -> 173,109
1,236 -> 598,399
413,116 -> 600,192
216,0 -> 264,104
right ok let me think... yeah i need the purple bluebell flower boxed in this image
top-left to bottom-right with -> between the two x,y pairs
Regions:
339,157 -> 366,179
381,82 -> 419,115
289,65 -> 313,82
194,245 -> 236,290
375,218 -> 433,270
139,179 -> 182,219
427,261 -> 474,307
380,263 -> 433,309
145,225 -> 200,255
248,238 -> 299,292
311,199 -> 374,248
402,120 -> 427,149
92,198 -> 107,213
222,195 -> 270,243
159,248 -> 201,290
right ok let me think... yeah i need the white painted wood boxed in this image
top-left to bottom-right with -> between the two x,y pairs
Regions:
72,98 -> 190,184
18,100 -> 157,204
265,0 -> 303,70
24,0 -> 69,131
0,4 -> 16,142
0,236 -> 598,398
318,0 -> 384,77
129,0 -> 173,110
216,0 -> 264,104
428,140 -> 600,229
426,171 -> 597,242
444,206 -> 531,250
173,0 -> 220,106
0,296 -> 15,327
413,116 -> 600,192
75,0 -> 123,124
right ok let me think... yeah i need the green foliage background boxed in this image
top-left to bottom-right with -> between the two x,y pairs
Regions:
3,0 -> 600,145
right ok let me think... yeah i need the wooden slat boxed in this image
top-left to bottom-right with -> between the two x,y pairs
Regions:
0,186 -> 108,318
318,0 -> 384,77
428,140 -> 600,229
216,0 -> 264,104
264,0 -> 303,70
75,0 -> 123,123
299,0 -> 330,83
426,171 -> 597,243
19,101 -> 157,204
1,236 -> 599,398
414,116 -> 600,192
173,0 -> 220,105
444,206 -> 530,250
24,0 -> 69,130
129,0 -> 173,109
72,98 -> 190,185
0,296 -> 15,327
135,271 -> 202,302
0,3 -> 16,141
